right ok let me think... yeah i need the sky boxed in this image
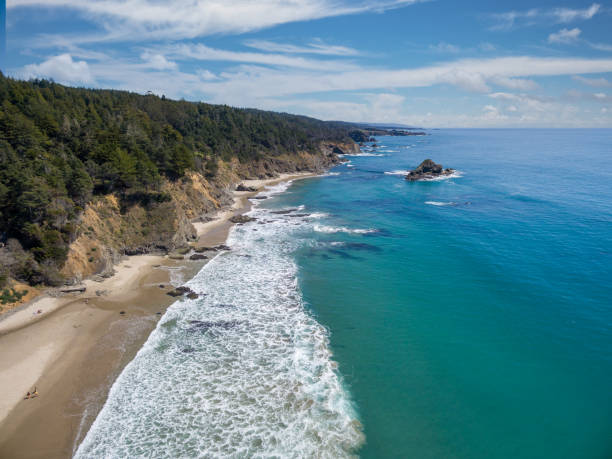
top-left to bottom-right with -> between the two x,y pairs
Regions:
3,0 -> 612,127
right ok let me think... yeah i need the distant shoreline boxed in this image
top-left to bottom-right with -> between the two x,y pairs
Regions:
0,172 -> 316,458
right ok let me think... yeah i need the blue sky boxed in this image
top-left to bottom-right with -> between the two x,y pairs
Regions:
4,0 -> 612,127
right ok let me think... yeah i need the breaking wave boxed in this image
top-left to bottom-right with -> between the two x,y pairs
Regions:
314,225 -> 378,234
75,189 -> 364,458
425,201 -> 457,207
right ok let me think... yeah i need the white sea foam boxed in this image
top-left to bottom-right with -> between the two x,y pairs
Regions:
325,172 -> 341,176
420,171 -> 463,181
308,212 -> 330,219
425,201 -> 457,206
384,170 -> 410,176
75,203 -> 363,458
313,225 -> 377,234
343,152 -> 386,157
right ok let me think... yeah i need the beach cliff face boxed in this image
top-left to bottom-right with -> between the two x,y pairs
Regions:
59,144 -> 345,284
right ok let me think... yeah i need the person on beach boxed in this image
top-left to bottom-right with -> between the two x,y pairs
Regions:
24,392 -> 30,400
32,387 -> 38,398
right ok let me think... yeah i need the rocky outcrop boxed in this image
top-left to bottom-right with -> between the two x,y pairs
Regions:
236,184 -> 257,192
405,159 -> 455,181
229,215 -> 256,224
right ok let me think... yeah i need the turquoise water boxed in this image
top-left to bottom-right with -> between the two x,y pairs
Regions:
78,129 -> 612,458
274,129 -> 612,458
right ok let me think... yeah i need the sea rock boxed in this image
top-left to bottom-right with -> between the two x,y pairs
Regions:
405,159 -> 455,181
189,254 -> 208,261
229,215 -> 256,224
236,184 -> 257,192
186,292 -> 199,300
167,286 -> 192,297
214,244 -> 231,251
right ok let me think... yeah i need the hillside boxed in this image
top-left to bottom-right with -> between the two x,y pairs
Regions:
0,74 -> 357,288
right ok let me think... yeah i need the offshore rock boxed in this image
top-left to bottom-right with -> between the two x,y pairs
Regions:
405,159 -> 455,181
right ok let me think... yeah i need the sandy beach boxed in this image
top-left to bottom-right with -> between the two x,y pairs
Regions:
0,172 -> 314,459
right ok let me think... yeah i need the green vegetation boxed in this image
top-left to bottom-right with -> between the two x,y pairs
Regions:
0,287 -> 28,306
0,73 -> 353,285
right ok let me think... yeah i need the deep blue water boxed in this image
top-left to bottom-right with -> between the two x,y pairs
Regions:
273,129 -> 612,458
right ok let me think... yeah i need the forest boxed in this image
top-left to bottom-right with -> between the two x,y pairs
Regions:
0,74 -> 355,285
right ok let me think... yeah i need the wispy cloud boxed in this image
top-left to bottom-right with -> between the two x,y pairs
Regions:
428,42 -> 461,53
158,43 -> 360,71
587,41 -> 612,52
566,89 -> 612,103
489,3 -> 601,31
243,39 -> 359,56
548,28 -> 581,44
572,75 -> 611,88
192,56 -> 612,104
8,0 -> 421,42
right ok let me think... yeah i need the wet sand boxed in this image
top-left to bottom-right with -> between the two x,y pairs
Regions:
0,172 -> 313,459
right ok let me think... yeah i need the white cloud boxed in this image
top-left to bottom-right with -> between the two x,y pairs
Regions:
20,53 -> 94,85
159,43 -> 359,71
8,0 -> 421,41
482,104 -> 507,121
490,3 -> 600,30
553,3 -> 601,23
198,70 -> 219,81
140,52 -> 178,70
244,39 -> 359,56
548,28 -> 581,44
572,75 -> 611,88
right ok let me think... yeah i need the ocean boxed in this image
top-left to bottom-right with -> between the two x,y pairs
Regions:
76,129 -> 612,458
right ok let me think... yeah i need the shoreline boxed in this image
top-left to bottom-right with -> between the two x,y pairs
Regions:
0,172 -> 316,458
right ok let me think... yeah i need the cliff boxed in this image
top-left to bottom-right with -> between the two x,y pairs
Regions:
58,146 -> 344,284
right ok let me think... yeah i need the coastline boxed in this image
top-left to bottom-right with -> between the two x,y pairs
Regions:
0,172 -> 315,459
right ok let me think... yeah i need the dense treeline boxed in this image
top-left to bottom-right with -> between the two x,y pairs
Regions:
0,74 -> 353,285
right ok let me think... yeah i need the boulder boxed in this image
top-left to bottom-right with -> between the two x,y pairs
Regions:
189,254 -> 208,261
236,184 -> 257,192
405,159 -> 455,181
